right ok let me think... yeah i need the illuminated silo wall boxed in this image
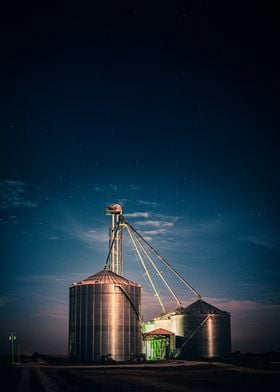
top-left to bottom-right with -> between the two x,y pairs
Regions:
145,299 -> 231,359
69,269 -> 142,361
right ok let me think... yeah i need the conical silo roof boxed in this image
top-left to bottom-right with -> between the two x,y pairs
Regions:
181,299 -> 229,315
77,268 -> 141,286
154,299 -> 229,320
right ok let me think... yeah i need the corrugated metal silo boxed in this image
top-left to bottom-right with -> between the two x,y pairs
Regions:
145,299 -> 231,359
69,268 -> 142,361
176,299 -> 231,358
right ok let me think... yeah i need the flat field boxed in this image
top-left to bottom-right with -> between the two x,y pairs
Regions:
1,359 -> 280,392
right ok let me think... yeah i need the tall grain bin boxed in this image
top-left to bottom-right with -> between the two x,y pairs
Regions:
69,268 -> 142,361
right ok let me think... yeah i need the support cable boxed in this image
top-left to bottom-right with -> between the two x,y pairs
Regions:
126,222 -> 202,300
129,231 -> 152,290
126,225 -> 166,314
130,228 -> 183,308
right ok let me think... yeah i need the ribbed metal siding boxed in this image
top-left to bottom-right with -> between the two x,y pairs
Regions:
144,300 -> 231,359
177,313 -> 231,358
69,281 -> 141,361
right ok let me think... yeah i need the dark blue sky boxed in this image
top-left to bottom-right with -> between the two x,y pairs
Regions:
0,2 -> 279,354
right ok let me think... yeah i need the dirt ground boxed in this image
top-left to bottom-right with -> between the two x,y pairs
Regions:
1,360 -> 280,392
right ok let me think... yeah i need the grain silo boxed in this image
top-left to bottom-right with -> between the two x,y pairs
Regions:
145,299 -> 231,359
69,204 -> 142,362
177,299 -> 231,358
69,268 -> 142,361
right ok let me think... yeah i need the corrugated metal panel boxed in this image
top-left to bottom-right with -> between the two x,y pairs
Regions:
144,299 -> 231,359
178,313 -> 231,358
69,269 -> 142,362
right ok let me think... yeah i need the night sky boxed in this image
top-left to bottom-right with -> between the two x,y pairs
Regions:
0,2 -> 279,355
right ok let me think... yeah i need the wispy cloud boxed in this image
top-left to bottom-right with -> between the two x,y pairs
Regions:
125,213 -> 180,241
13,272 -> 87,285
143,236 -> 153,241
125,212 -> 180,222
135,220 -> 174,228
0,179 -> 37,209
109,184 -> 119,191
57,216 -> 108,250
14,274 -> 75,284
69,227 -> 108,246
36,304 -> 68,319
238,233 -> 280,251
142,229 -> 168,235
153,213 -> 181,222
136,200 -> 160,208
27,291 -> 67,304
127,184 -> 141,191
126,212 -> 150,218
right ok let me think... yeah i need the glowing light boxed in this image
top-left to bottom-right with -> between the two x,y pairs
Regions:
207,315 -> 214,357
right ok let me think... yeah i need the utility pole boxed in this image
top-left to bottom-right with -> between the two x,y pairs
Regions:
9,331 -> 16,364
